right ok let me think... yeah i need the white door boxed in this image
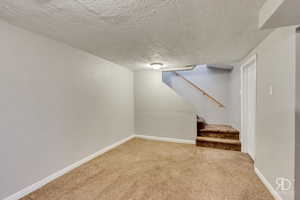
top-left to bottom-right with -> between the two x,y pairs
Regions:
242,57 -> 256,160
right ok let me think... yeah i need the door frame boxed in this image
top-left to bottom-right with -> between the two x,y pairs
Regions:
240,54 -> 257,159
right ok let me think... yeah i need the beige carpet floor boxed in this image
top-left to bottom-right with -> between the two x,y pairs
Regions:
21,138 -> 274,200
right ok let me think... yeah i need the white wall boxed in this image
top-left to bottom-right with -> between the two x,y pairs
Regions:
163,66 -> 231,125
242,27 -> 296,200
134,71 -> 196,140
228,64 -> 242,130
0,20 -> 134,199
295,30 -> 300,200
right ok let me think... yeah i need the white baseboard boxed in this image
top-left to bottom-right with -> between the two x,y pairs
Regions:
254,167 -> 282,200
3,134 -> 194,200
3,135 -> 135,200
134,134 -> 195,144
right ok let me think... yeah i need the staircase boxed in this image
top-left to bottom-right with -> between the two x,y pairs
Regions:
196,119 -> 241,151
162,67 -> 241,151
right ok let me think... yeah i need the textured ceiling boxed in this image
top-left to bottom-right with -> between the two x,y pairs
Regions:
260,0 -> 300,29
0,0 -> 270,70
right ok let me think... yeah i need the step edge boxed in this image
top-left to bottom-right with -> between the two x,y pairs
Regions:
198,130 -> 239,133
196,136 -> 241,145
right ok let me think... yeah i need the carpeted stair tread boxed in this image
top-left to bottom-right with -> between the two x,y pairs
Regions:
198,131 -> 239,139
196,136 -> 241,151
196,136 -> 241,145
200,124 -> 239,134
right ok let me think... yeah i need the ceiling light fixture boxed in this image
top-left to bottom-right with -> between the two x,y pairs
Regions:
150,63 -> 163,70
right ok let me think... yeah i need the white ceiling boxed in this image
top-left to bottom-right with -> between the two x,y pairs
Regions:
0,0 -> 271,70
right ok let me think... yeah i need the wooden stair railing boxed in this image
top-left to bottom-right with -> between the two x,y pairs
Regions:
174,72 -> 225,108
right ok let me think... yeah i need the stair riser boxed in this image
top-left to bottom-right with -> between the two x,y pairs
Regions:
196,141 -> 241,151
197,122 -> 206,130
197,129 -> 239,134
197,132 -> 239,140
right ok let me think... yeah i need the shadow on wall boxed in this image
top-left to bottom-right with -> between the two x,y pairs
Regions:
162,65 -> 231,125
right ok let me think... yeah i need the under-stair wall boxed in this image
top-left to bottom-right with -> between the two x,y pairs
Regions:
162,65 -> 231,125
134,70 -> 196,141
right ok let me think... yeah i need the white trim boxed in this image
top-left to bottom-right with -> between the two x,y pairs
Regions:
134,134 -> 195,144
3,133 -> 287,200
3,135 -> 195,200
240,54 -> 257,158
3,135 -> 135,200
240,64 -> 245,153
254,167 -> 282,200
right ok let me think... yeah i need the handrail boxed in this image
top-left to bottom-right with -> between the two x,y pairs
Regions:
174,72 -> 225,108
